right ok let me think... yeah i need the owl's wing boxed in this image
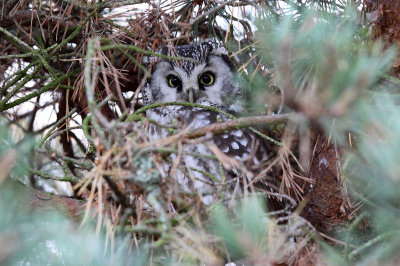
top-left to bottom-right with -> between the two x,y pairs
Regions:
182,109 -> 285,209
212,124 -> 285,210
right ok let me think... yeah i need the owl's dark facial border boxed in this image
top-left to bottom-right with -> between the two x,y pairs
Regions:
220,53 -> 235,71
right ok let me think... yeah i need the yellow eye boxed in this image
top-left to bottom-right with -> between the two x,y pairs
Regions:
167,75 -> 181,88
199,72 -> 214,86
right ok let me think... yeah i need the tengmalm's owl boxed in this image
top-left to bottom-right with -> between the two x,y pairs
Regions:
142,40 -> 276,205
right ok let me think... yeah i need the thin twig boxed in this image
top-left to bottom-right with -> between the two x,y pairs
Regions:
189,1 -> 235,26
36,107 -> 77,148
185,114 -> 291,139
130,102 -> 290,145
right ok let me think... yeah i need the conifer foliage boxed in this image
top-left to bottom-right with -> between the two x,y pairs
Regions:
1,0 -> 400,265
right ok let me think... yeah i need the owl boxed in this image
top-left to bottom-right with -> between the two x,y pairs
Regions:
142,40 -> 277,205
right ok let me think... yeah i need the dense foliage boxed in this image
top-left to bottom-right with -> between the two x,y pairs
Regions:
1,0 -> 400,265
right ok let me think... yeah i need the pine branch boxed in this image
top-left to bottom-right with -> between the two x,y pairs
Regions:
185,114 -> 291,139
0,69 -> 80,112
189,0 -> 235,26
131,102 -> 287,145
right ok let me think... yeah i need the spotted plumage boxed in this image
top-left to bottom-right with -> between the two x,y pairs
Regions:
142,40 -> 276,205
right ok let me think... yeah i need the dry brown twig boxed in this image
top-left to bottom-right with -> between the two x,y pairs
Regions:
136,113 -> 292,149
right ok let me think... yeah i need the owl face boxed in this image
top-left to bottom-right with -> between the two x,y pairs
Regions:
142,40 -> 244,113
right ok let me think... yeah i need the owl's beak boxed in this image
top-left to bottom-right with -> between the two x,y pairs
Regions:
188,88 -> 194,103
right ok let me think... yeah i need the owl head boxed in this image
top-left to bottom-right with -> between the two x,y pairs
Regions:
142,40 -> 244,113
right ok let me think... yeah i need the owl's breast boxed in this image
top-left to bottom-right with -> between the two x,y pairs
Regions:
146,107 -> 218,138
